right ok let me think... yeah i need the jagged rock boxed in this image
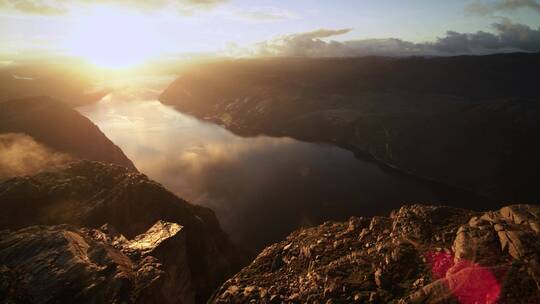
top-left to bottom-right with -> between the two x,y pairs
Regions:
210,204 -> 540,303
0,160 -> 244,302
0,221 -> 192,303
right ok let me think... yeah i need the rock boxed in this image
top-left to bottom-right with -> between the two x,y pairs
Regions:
374,268 -> 388,289
0,160 -> 245,302
0,222 -> 192,303
209,204 -> 540,303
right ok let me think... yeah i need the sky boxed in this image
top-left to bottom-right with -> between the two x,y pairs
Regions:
1,0 -> 540,67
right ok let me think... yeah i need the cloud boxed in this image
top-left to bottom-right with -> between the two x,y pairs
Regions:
244,28 -> 353,57
466,0 -> 540,15
433,19 -> 540,52
293,28 -> 352,40
0,0 -> 66,15
234,7 -> 298,22
181,0 -> 227,9
238,21 -> 540,57
239,28 -> 429,57
0,133 -> 72,179
0,0 -> 228,15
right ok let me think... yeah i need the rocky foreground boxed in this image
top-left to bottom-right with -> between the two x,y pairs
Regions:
1,221 -> 192,303
0,161 -> 244,303
210,204 -> 540,303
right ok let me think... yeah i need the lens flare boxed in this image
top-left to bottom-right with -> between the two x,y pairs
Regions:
425,251 -> 502,304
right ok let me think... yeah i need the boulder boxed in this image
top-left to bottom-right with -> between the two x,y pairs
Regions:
0,221 -> 193,303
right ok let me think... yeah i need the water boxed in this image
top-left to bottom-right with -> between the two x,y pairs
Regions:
78,76 -> 491,251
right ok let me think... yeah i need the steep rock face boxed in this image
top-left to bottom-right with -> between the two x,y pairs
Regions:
0,97 -> 136,171
159,54 -> 540,202
0,221 -> 193,304
0,161 -> 243,302
210,204 -> 540,303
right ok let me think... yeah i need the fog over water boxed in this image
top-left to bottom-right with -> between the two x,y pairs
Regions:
78,76 -> 490,251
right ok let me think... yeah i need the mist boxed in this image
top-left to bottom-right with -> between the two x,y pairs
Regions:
0,133 -> 72,180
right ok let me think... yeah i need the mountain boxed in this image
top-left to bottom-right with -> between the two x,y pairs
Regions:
0,64 -> 108,107
210,204 -> 540,303
159,53 -> 540,202
0,97 -> 137,172
0,161 -> 245,303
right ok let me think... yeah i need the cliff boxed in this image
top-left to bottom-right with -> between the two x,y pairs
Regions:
159,53 -> 540,202
210,204 -> 540,303
0,161 -> 244,302
0,97 -> 137,171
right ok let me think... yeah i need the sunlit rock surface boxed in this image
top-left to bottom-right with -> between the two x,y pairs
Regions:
210,204 -> 540,303
160,53 -> 540,202
0,97 -> 137,171
0,221 -> 194,303
0,160 -> 244,302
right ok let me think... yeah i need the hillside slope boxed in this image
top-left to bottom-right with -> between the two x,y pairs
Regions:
0,97 -> 137,171
0,64 -> 107,107
160,53 -> 540,201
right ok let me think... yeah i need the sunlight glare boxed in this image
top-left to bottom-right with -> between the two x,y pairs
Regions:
63,7 -> 168,69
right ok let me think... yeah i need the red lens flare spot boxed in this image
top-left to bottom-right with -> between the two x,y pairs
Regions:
424,251 -> 501,304
425,251 -> 454,279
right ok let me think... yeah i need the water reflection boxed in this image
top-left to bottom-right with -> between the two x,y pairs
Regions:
79,77 -> 490,251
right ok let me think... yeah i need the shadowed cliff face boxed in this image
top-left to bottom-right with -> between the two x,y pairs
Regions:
159,53 -> 540,202
0,97 -> 137,171
0,161 -> 244,302
210,204 -> 540,304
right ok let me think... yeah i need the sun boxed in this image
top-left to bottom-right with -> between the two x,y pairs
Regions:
63,7 -> 167,69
